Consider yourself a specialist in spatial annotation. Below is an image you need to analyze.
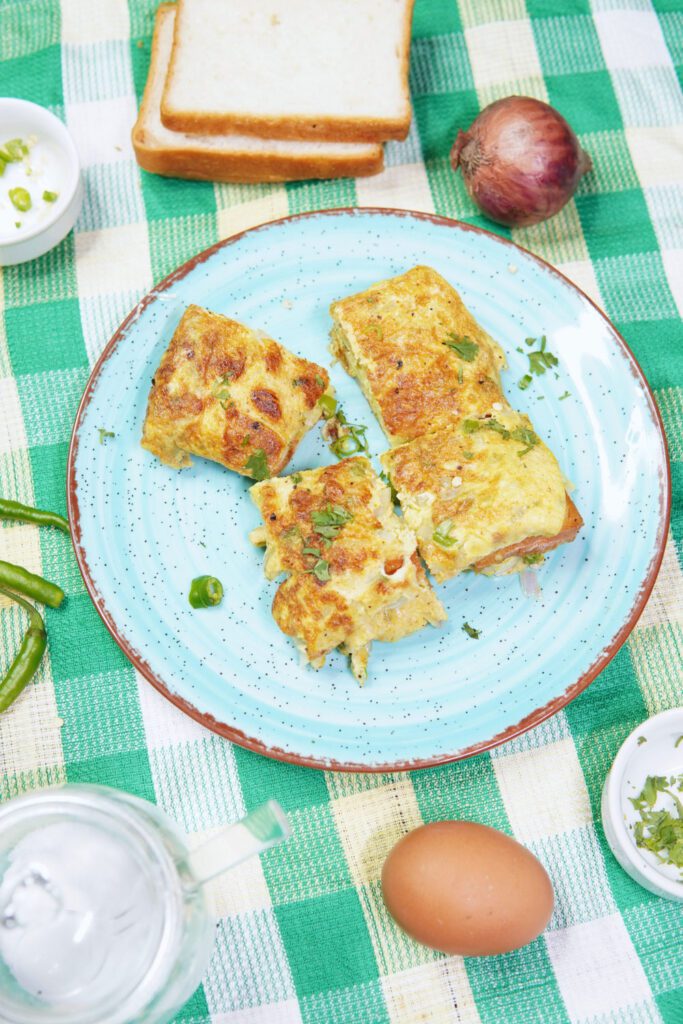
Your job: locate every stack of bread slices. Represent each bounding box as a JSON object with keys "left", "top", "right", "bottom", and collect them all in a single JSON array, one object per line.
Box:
[{"left": 132, "top": 0, "right": 415, "bottom": 184}]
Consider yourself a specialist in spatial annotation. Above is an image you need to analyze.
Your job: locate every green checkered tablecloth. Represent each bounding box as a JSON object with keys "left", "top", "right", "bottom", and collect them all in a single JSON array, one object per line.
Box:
[{"left": 1, "top": 0, "right": 682, "bottom": 1021}]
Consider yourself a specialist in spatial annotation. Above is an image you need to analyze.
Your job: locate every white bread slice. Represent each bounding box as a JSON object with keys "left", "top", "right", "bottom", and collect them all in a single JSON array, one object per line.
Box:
[
  {"left": 133, "top": 6, "right": 384, "bottom": 183},
  {"left": 160, "top": 0, "right": 415, "bottom": 143}
]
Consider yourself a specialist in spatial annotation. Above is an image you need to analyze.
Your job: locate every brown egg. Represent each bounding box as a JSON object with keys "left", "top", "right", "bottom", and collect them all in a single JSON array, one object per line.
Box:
[{"left": 381, "top": 821, "right": 554, "bottom": 956}]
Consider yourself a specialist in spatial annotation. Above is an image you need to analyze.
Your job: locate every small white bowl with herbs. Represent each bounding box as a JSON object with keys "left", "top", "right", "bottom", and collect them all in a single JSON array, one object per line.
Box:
[
  {"left": 0, "top": 98, "right": 82, "bottom": 266},
  {"left": 602, "top": 708, "right": 683, "bottom": 902}
]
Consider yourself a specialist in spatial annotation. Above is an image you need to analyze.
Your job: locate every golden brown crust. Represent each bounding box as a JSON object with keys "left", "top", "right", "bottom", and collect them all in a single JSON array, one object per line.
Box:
[
  {"left": 473, "top": 495, "right": 584, "bottom": 570},
  {"left": 141, "top": 305, "right": 329, "bottom": 478},
  {"left": 132, "top": 5, "right": 385, "bottom": 182},
  {"left": 330, "top": 266, "right": 509, "bottom": 446},
  {"left": 160, "top": 0, "right": 415, "bottom": 143},
  {"left": 250, "top": 458, "right": 445, "bottom": 677}
]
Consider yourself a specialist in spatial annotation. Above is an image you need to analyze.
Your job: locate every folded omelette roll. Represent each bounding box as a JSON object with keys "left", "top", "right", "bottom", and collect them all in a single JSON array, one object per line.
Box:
[
  {"left": 249, "top": 457, "right": 446, "bottom": 683},
  {"left": 141, "top": 305, "right": 331, "bottom": 478},
  {"left": 329, "top": 265, "right": 508, "bottom": 446},
  {"left": 381, "top": 409, "right": 583, "bottom": 584}
]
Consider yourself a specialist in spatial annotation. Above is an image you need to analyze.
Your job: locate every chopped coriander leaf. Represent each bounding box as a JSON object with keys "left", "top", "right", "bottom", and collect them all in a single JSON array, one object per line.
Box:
[
  {"left": 302, "top": 545, "right": 321, "bottom": 557},
  {"left": 306, "top": 558, "right": 331, "bottom": 582},
  {"left": 462, "top": 451, "right": 474, "bottom": 460},
  {"left": 518, "top": 374, "right": 533, "bottom": 391},
  {"left": 97, "top": 428, "right": 115, "bottom": 444},
  {"left": 282, "top": 525, "right": 301, "bottom": 540},
  {"left": 443, "top": 334, "right": 478, "bottom": 361},
  {"left": 462, "top": 419, "right": 483, "bottom": 435},
  {"left": 318, "top": 394, "right": 337, "bottom": 419},
  {"left": 637, "top": 736, "right": 647, "bottom": 745},
  {"left": 522, "top": 553, "right": 544, "bottom": 565},
  {"left": 511, "top": 426, "right": 539, "bottom": 457},
  {"left": 462, "top": 622, "right": 480, "bottom": 639},
  {"left": 212, "top": 375, "right": 234, "bottom": 408},
  {"left": 516, "top": 346, "right": 524, "bottom": 354},
  {"left": 314, "top": 374, "right": 325, "bottom": 388},
  {"left": 244, "top": 448, "right": 269, "bottom": 480},
  {"left": 559, "top": 391, "right": 571, "bottom": 401},
  {"left": 9, "top": 187, "right": 31, "bottom": 212},
  {"left": 42, "top": 190, "right": 58, "bottom": 202},
  {"left": 14, "top": 221, "right": 20, "bottom": 228},
  {"left": 241, "top": 435, "right": 251, "bottom": 447},
  {"left": 629, "top": 773, "right": 683, "bottom": 873},
  {"left": 290, "top": 472, "right": 302, "bottom": 486},
  {"left": 433, "top": 519, "right": 457, "bottom": 548},
  {"left": 311, "top": 504, "right": 353, "bottom": 540}
]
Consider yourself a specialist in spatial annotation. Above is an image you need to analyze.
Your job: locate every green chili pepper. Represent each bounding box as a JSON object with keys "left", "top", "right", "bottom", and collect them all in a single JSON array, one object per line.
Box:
[
  {"left": 0, "top": 561, "right": 65, "bottom": 609},
  {"left": 9, "top": 187, "right": 31, "bottom": 212},
  {"left": 0, "top": 586, "right": 47, "bottom": 714},
  {"left": 189, "top": 575, "right": 223, "bottom": 608},
  {"left": 0, "top": 498, "right": 70, "bottom": 534}
]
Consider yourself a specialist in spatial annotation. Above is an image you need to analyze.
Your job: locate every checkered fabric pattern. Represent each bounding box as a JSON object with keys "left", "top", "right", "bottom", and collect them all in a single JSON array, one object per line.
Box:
[{"left": 1, "top": 0, "right": 682, "bottom": 1021}]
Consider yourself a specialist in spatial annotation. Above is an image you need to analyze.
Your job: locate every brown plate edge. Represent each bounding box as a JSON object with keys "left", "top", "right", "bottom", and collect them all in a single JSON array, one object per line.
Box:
[{"left": 66, "top": 206, "right": 672, "bottom": 773}]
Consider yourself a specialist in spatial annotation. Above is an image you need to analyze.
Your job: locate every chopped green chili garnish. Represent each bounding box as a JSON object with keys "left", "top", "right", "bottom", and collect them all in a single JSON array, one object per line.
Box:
[
  {"left": 379, "top": 471, "right": 398, "bottom": 504},
  {"left": 559, "top": 391, "right": 571, "bottom": 401},
  {"left": 318, "top": 394, "right": 337, "bottom": 419},
  {"left": 290, "top": 472, "right": 303, "bottom": 486},
  {"left": 188, "top": 575, "right": 223, "bottom": 608},
  {"left": 518, "top": 374, "right": 533, "bottom": 391},
  {"left": 462, "top": 451, "right": 474, "bottom": 460},
  {"left": 675, "top": 735, "right": 683, "bottom": 749},
  {"left": 522, "top": 553, "right": 544, "bottom": 565},
  {"left": 244, "top": 448, "right": 269, "bottom": 480},
  {"left": 637, "top": 736, "right": 647, "bottom": 745},
  {"left": 443, "top": 334, "right": 478, "bottom": 362},
  {"left": 0, "top": 138, "right": 29, "bottom": 163},
  {"left": 42, "top": 190, "right": 58, "bottom": 203},
  {"left": 433, "top": 519, "right": 457, "bottom": 548},
  {"left": 98, "top": 428, "right": 115, "bottom": 444},
  {"left": 462, "top": 622, "right": 480, "bottom": 639},
  {"left": 9, "top": 187, "right": 31, "bottom": 212}
]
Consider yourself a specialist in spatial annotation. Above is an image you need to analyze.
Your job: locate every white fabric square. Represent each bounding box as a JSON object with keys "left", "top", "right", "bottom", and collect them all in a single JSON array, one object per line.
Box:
[
  {"left": 188, "top": 828, "right": 272, "bottom": 919},
  {"left": 637, "top": 532, "right": 683, "bottom": 629},
  {"left": 210, "top": 1001, "right": 304, "bottom": 1024},
  {"left": 135, "top": 670, "right": 210, "bottom": 749},
  {"left": 0, "top": 379, "right": 27, "bottom": 456},
  {"left": 545, "top": 914, "right": 654, "bottom": 1022},
  {"left": 356, "top": 161, "right": 435, "bottom": 213},
  {"left": 66, "top": 96, "right": 137, "bottom": 168},
  {"left": 661, "top": 248, "right": 683, "bottom": 318},
  {"left": 216, "top": 190, "right": 289, "bottom": 241},
  {"left": 557, "top": 260, "right": 604, "bottom": 308},
  {"left": 381, "top": 960, "right": 479, "bottom": 1024},
  {"left": 75, "top": 223, "right": 151, "bottom": 300},
  {"left": 79, "top": 289, "right": 143, "bottom": 366},
  {"left": 493, "top": 737, "right": 592, "bottom": 843},
  {"left": 0, "top": 643, "right": 62, "bottom": 776},
  {"left": 627, "top": 127, "right": 683, "bottom": 188},
  {"left": 60, "top": 0, "right": 130, "bottom": 45},
  {"left": 466, "top": 20, "right": 543, "bottom": 88},
  {"left": 594, "top": 10, "right": 672, "bottom": 70},
  {"left": 530, "top": 825, "right": 616, "bottom": 931}
]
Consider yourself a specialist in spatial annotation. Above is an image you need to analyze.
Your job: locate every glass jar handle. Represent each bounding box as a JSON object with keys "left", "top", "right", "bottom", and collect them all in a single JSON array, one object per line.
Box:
[{"left": 188, "top": 801, "right": 290, "bottom": 886}]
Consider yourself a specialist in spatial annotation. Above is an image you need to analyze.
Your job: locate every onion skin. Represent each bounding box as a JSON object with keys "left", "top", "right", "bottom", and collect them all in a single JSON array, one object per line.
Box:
[{"left": 450, "top": 96, "right": 592, "bottom": 227}]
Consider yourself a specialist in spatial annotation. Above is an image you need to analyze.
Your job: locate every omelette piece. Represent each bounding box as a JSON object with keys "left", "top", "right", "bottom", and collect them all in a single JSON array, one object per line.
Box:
[
  {"left": 249, "top": 457, "right": 446, "bottom": 683},
  {"left": 329, "top": 265, "right": 508, "bottom": 446},
  {"left": 141, "top": 304, "right": 331, "bottom": 478},
  {"left": 381, "top": 408, "right": 583, "bottom": 584}
]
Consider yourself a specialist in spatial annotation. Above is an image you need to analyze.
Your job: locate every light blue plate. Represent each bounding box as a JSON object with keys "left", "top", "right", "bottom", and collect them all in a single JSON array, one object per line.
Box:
[{"left": 68, "top": 210, "right": 669, "bottom": 771}]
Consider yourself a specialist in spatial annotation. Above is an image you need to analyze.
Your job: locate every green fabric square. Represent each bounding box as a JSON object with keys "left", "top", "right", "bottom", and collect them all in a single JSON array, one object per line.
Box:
[
  {"left": 174, "top": 985, "right": 209, "bottom": 1023},
  {"left": 414, "top": 91, "right": 479, "bottom": 161},
  {"left": 140, "top": 173, "right": 217, "bottom": 223},
  {"left": 659, "top": 13, "right": 683, "bottom": 69},
  {"left": 58, "top": 667, "right": 146, "bottom": 763},
  {"left": 624, "top": 901, "right": 683, "bottom": 998},
  {"left": 67, "top": 749, "right": 156, "bottom": 802},
  {"left": 424, "top": 155, "right": 480, "bottom": 219},
  {"left": 526, "top": 0, "right": 591, "bottom": 14},
  {"left": 595, "top": 252, "right": 678, "bottom": 323},
  {"left": 276, "top": 890, "right": 378, "bottom": 997},
  {"left": 27, "top": 440, "right": 69, "bottom": 520},
  {"left": 261, "top": 804, "right": 352, "bottom": 906},
  {"left": 575, "top": 130, "right": 640, "bottom": 195},
  {"left": 0, "top": 0, "right": 60, "bottom": 61},
  {"left": 130, "top": 35, "right": 153, "bottom": 101},
  {"left": 412, "top": 0, "right": 462, "bottom": 37},
  {"left": 412, "top": 753, "right": 510, "bottom": 833},
  {"left": 617, "top": 319, "right": 683, "bottom": 390},
  {"left": 466, "top": 940, "right": 570, "bottom": 1024},
  {"left": 3, "top": 233, "right": 78, "bottom": 308},
  {"left": 410, "top": 33, "right": 473, "bottom": 95},
  {"left": 1, "top": 44, "right": 62, "bottom": 105},
  {"left": 533, "top": 16, "right": 604, "bottom": 76},
  {"left": 657, "top": 991, "right": 683, "bottom": 1024},
  {"left": 127, "top": 0, "right": 159, "bottom": 42},
  {"left": 46, "top": 592, "right": 131, "bottom": 682},
  {"left": 576, "top": 190, "right": 659, "bottom": 260},
  {"left": 233, "top": 744, "right": 330, "bottom": 811},
  {"left": 286, "top": 178, "right": 357, "bottom": 215},
  {"left": 300, "top": 980, "right": 390, "bottom": 1024},
  {"left": 5, "top": 299, "right": 86, "bottom": 377},
  {"left": 148, "top": 215, "right": 218, "bottom": 284},
  {"left": 545, "top": 70, "right": 624, "bottom": 133}
]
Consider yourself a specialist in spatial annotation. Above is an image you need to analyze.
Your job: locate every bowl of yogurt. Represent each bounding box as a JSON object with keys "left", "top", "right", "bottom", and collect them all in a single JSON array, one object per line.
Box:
[{"left": 0, "top": 98, "right": 82, "bottom": 266}]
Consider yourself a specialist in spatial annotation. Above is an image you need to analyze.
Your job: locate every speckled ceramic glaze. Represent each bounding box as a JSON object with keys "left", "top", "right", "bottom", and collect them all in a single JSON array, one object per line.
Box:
[{"left": 68, "top": 210, "right": 669, "bottom": 771}]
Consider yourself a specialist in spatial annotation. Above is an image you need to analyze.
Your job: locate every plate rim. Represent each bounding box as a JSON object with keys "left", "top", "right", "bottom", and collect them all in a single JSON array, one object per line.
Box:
[{"left": 66, "top": 207, "right": 671, "bottom": 773}]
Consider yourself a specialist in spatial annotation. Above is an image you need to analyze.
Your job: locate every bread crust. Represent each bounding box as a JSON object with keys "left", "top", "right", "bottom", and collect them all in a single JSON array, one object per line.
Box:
[
  {"left": 132, "top": 5, "right": 385, "bottom": 181},
  {"left": 159, "top": 0, "right": 415, "bottom": 143}
]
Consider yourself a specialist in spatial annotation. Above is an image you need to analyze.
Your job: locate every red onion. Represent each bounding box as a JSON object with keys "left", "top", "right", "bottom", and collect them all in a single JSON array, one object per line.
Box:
[{"left": 450, "top": 96, "right": 592, "bottom": 227}]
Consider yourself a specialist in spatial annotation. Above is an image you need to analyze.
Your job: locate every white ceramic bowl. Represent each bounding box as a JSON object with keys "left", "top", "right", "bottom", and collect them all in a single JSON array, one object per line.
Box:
[
  {"left": 0, "top": 98, "right": 82, "bottom": 266},
  {"left": 602, "top": 707, "right": 683, "bottom": 902}
]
